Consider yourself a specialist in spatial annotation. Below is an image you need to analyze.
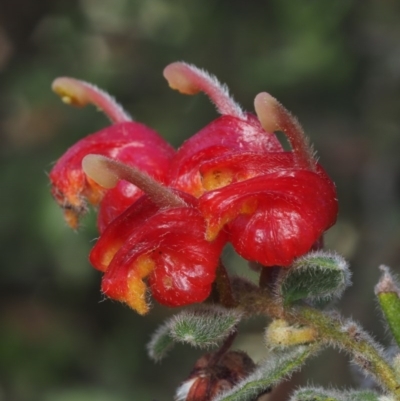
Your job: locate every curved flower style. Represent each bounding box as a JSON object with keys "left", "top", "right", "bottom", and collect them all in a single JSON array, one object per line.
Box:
[
  {"left": 164, "top": 63, "right": 337, "bottom": 267},
  {"left": 164, "top": 62, "right": 283, "bottom": 197},
  {"left": 49, "top": 78, "right": 175, "bottom": 231},
  {"left": 82, "top": 155, "right": 227, "bottom": 314}
]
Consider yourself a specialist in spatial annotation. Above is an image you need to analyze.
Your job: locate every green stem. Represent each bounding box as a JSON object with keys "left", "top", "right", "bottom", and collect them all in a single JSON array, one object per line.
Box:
[
  {"left": 234, "top": 288, "right": 400, "bottom": 399},
  {"left": 294, "top": 307, "right": 400, "bottom": 400}
]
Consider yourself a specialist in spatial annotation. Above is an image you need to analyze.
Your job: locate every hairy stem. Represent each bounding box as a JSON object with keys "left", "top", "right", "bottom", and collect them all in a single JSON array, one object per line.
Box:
[
  {"left": 294, "top": 307, "right": 400, "bottom": 399},
  {"left": 235, "top": 288, "right": 400, "bottom": 399},
  {"left": 215, "top": 261, "right": 237, "bottom": 308}
]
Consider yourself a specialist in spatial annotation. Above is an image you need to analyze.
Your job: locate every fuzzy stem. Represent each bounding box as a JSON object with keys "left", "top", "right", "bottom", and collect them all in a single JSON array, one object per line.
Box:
[
  {"left": 293, "top": 307, "right": 400, "bottom": 399},
  {"left": 254, "top": 92, "right": 315, "bottom": 171},
  {"left": 207, "top": 330, "right": 238, "bottom": 367},
  {"left": 234, "top": 288, "right": 400, "bottom": 399},
  {"left": 215, "top": 261, "right": 237, "bottom": 308},
  {"left": 82, "top": 155, "right": 187, "bottom": 209},
  {"left": 163, "top": 62, "right": 245, "bottom": 119},
  {"left": 259, "top": 265, "right": 282, "bottom": 292}
]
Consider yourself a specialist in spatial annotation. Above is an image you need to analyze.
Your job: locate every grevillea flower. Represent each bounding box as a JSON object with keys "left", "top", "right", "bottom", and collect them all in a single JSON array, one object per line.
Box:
[
  {"left": 164, "top": 62, "right": 338, "bottom": 267},
  {"left": 82, "top": 155, "right": 227, "bottom": 314},
  {"left": 49, "top": 78, "right": 174, "bottom": 231},
  {"left": 49, "top": 63, "right": 338, "bottom": 313}
]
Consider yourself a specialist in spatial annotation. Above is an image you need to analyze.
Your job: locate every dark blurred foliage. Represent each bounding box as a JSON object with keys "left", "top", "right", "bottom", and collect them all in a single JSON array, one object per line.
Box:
[{"left": 0, "top": 1, "right": 400, "bottom": 400}]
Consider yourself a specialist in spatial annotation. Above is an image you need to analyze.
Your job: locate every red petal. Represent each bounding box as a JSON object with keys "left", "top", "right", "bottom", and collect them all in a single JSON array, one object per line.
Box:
[
  {"left": 89, "top": 195, "right": 159, "bottom": 272},
  {"left": 199, "top": 152, "right": 297, "bottom": 191},
  {"left": 199, "top": 167, "right": 337, "bottom": 267},
  {"left": 49, "top": 121, "right": 174, "bottom": 229},
  {"left": 168, "top": 113, "right": 282, "bottom": 196},
  {"left": 97, "top": 204, "right": 227, "bottom": 310}
]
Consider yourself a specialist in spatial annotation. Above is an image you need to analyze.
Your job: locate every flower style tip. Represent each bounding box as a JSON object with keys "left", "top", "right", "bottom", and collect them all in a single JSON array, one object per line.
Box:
[
  {"left": 254, "top": 92, "right": 315, "bottom": 171},
  {"left": 52, "top": 77, "right": 131, "bottom": 123},
  {"left": 163, "top": 62, "right": 245, "bottom": 119},
  {"left": 82, "top": 154, "right": 120, "bottom": 189}
]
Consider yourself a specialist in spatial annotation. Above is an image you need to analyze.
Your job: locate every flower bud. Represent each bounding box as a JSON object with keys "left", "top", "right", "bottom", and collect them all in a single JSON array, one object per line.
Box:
[{"left": 175, "top": 351, "right": 256, "bottom": 401}]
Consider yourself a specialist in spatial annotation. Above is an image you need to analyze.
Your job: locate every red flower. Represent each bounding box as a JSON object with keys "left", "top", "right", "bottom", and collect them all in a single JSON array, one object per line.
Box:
[
  {"left": 82, "top": 155, "right": 227, "bottom": 314},
  {"left": 49, "top": 78, "right": 174, "bottom": 231},
  {"left": 199, "top": 156, "right": 337, "bottom": 266},
  {"left": 163, "top": 63, "right": 338, "bottom": 267},
  {"left": 49, "top": 64, "right": 338, "bottom": 312}
]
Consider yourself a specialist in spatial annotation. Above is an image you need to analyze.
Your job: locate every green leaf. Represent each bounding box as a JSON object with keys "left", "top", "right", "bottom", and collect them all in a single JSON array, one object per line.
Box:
[
  {"left": 291, "top": 387, "right": 382, "bottom": 401},
  {"left": 212, "top": 343, "right": 322, "bottom": 401},
  {"left": 169, "top": 306, "right": 242, "bottom": 348},
  {"left": 375, "top": 265, "right": 400, "bottom": 348},
  {"left": 147, "top": 320, "right": 175, "bottom": 362},
  {"left": 279, "top": 251, "right": 351, "bottom": 306},
  {"left": 147, "top": 306, "right": 243, "bottom": 361}
]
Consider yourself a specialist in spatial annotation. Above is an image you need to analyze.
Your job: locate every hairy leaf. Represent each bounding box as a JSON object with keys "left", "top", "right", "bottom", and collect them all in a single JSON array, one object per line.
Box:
[{"left": 212, "top": 344, "right": 321, "bottom": 401}]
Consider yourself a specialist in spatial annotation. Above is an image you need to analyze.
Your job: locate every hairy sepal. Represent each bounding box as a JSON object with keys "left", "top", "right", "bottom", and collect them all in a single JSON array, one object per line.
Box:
[{"left": 278, "top": 251, "right": 351, "bottom": 306}]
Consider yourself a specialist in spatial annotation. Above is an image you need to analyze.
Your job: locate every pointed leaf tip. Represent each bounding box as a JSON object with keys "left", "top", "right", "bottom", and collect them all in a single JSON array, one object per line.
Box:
[
  {"left": 147, "top": 320, "right": 175, "bottom": 362},
  {"left": 375, "top": 265, "right": 400, "bottom": 347},
  {"left": 375, "top": 265, "right": 400, "bottom": 295}
]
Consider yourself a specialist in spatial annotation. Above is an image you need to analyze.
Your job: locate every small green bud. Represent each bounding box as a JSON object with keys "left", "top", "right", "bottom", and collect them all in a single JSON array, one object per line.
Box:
[{"left": 279, "top": 251, "right": 351, "bottom": 306}]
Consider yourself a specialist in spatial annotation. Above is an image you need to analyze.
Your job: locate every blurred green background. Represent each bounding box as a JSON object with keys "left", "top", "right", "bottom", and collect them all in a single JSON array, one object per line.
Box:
[{"left": 1, "top": 1, "right": 400, "bottom": 400}]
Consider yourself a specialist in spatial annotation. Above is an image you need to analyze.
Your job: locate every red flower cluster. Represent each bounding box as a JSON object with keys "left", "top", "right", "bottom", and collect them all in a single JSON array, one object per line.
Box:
[{"left": 49, "top": 62, "right": 338, "bottom": 314}]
